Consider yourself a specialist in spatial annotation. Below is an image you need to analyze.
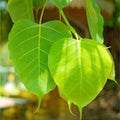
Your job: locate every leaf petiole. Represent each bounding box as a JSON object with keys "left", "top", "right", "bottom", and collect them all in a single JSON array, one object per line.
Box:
[
  {"left": 61, "top": 10, "right": 81, "bottom": 40},
  {"left": 39, "top": 0, "right": 49, "bottom": 24},
  {"left": 59, "top": 10, "right": 62, "bottom": 21}
]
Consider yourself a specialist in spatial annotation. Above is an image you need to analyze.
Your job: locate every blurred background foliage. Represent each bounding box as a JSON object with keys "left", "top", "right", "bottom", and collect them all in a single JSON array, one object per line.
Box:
[{"left": 105, "top": 0, "right": 120, "bottom": 26}]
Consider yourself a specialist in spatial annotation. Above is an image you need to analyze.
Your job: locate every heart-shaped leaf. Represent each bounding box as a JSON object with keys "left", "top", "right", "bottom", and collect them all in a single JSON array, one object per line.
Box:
[
  {"left": 8, "top": 0, "right": 34, "bottom": 23},
  {"left": 51, "top": 0, "right": 72, "bottom": 10},
  {"left": 86, "top": 0, "right": 104, "bottom": 44},
  {"left": 48, "top": 38, "right": 114, "bottom": 118},
  {"left": 32, "top": 0, "right": 46, "bottom": 11},
  {"left": 9, "top": 20, "right": 72, "bottom": 105}
]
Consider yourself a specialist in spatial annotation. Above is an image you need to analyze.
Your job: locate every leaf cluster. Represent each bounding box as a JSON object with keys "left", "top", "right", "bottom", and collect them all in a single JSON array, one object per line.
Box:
[{"left": 8, "top": 0, "right": 117, "bottom": 119}]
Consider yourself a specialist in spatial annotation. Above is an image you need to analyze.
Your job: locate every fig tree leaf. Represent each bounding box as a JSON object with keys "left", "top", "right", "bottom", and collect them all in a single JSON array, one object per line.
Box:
[
  {"left": 8, "top": 20, "right": 72, "bottom": 106},
  {"left": 8, "top": 0, "right": 34, "bottom": 23},
  {"left": 58, "top": 88, "right": 74, "bottom": 115},
  {"left": 32, "top": 0, "right": 46, "bottom": 11},
  {"left": 86, "top": 0, "right": 104, "bottom": 44},
  {"left": 51, "top": 0, "right": 72, "bottom": 10},
  {"left": 48, "top": 38, "right": 114, "bottom": 119},
  {"left": 109, "top": 65, "right": 115, "bottom": 80},
  {"left": 108, "top": 66, "right": 119, "bottom": 86}
]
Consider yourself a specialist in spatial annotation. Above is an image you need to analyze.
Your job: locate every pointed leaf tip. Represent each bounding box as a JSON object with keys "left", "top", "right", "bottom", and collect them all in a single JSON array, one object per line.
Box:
[
  {"left": 34, "top": 93, "right": 43, "bottom": 113},
  {"left": 79, "top": 106, "right": 83, "bottom": 120},
  {"left": 68, "top": 101, "right": 75, "bottom": 116},
  {"left": 58, "top": 88, "right": 75, "bottom": 115}
]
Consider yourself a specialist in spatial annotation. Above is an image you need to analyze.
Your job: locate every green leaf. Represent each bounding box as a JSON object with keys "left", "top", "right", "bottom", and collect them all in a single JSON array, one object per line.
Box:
[
  {"left": 109, "top": 65, "right": 115, "bottom": 80},
  {"left": 58, "top": 88, "right": 74, "bottom": 115},
  {"left": 51, "top": 0, "right": 72, "bottom": 10},
  {"left": 9, "top": 20, "right": 72, "bottom": 105},
  {"left": 48, "top": 38, "right": 114, "bottom": 118},
  {"left": 86, "top": 0, "right": 104, "bottom": 44},
  {"left": 8, "top": 0, "right": 34, "bottom": 23},
  {"left": 32, "top": 0, "right": 46, "bottom": 11},
  {"left": 108, "top": 66, "right": 119, "bottom": 86}
]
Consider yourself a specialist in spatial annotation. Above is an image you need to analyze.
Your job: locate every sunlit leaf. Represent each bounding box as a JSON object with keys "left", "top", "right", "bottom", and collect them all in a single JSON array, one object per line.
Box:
[
  {"left": 9, "top": 20, "right": 72, "bottom": 104},
  {"left": 8, "top": 0, "right": 34, "bottom": 23},
  {"left": 48, "top": 38, "right": 114, "bottom": 118},
  {"left": 86, "top": 0, "right": 104, "bottom": 44},
  {"left": 51, "top": 0, "right": 72, "bottom": 10}
]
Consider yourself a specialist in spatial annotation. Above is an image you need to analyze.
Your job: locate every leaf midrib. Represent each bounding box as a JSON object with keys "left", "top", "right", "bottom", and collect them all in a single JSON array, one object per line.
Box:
[{"left": 38, "top": 24, "right": 41, "bottom": 82}]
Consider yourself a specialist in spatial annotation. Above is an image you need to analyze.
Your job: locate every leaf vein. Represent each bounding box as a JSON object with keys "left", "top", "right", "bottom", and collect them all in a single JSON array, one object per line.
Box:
[{"left": 18, "top": 47, "right": 38, "bottom": 61}]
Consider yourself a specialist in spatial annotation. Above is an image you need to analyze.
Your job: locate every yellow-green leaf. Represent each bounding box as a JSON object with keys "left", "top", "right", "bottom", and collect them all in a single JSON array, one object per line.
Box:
[{"left": 48, "top": 38, "right": 114, "bottom": 119}]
